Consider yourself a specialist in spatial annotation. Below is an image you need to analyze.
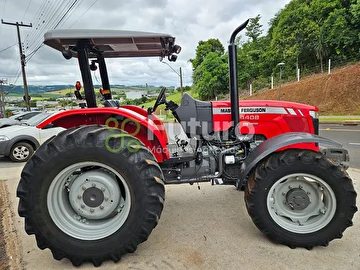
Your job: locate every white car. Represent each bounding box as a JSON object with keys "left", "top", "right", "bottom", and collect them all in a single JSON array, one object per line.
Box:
[
  {"left": 0, "top": 111, "right": 42, "bottom": 128},
  {"left": 0, "top": 112, "right": 65, "bottom": 162}
]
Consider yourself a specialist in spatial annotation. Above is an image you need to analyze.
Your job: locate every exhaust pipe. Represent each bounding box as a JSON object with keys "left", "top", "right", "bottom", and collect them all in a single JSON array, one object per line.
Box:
[{"left": 228, "top": 19, "right": 249, "bottom": 128}]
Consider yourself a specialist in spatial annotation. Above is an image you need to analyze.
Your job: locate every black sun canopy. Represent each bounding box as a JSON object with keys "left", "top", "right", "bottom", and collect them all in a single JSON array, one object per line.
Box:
[{"left": 44, "top": 29, "right": 180, "bottom": 59}]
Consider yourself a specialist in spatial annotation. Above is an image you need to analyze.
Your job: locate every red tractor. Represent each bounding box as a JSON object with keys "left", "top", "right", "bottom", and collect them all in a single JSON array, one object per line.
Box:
[{"left": 17, "top": 20, "right": 356, "bottom": 266}]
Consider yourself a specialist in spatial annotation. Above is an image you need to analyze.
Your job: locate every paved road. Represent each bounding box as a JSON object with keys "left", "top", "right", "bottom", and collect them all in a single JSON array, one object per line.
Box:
[
  {"left": 0, "top": 160, "right": 359, "bottom": 270},
  {"left": 320, "top": 124, "right": 360, "bottom": 169}
]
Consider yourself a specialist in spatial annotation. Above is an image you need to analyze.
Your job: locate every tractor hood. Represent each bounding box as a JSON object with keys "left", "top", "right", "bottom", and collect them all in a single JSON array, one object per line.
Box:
[
  {"left": 174, "top": 93, "right": 319, "bottom": 137},
  {"left": 211, "top": 99, "right": 319, "bottom": 134},
  {"left": 212, "top": 100, "right": 319, "bottom": 113}
]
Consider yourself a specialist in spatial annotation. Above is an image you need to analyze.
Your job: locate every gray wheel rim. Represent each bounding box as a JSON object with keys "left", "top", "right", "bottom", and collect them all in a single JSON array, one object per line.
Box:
[
  {"left": 267, "top": 173, "right": 336, "bottom": 234},
  {"left": 47, "top": 162, "right": 131, "bottom": 240},
  {"left": 12, "top": 145, "right": 30, "bottom": 161}
]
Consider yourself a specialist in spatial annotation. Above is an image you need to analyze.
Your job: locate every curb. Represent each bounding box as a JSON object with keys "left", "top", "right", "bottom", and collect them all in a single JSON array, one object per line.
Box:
[
  {"left": 343, "top": 120, "right": 360, "bottom": 126},
  {"left": 349, "top": 167, "right": 360, "bottom": 173},
  {"left": 319, "top": 121, "right": 343, "bottom": 125},
  {"left": 320, "top": 121, "right": 360, "bottom": 126}
]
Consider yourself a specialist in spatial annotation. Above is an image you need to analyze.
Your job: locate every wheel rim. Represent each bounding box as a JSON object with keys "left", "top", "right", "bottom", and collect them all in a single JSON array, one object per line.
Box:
[
  {"left": 267, "top": 173, "right": 336, "bottom": 234},
  {"left": 12, "top": 145, "right": 30, "bottom": 160},
  {"left": 47, "top": 162, "right": 131, "bottom": 240}
]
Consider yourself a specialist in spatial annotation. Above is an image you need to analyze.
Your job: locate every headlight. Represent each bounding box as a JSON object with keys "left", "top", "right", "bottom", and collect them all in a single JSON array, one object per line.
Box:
[
  {"left": 309, "top": 111, "right": 318, "bottom": 119},
  {"left": 0, "top": 135, "right": 10, "bottom": 141}
]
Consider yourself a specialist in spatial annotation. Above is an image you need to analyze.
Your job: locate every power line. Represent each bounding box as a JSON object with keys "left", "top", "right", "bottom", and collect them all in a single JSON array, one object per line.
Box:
[
  {"left": 26, "top": 44, "right": 44, "bottom": 63},
  {"left": 53, "top": 0, "right": 81, "bottom": 29},
  {"left": 25, "top": 0, "right": 68, "bottom": 55},
  {"left": 0, "top": 0, "right": 6, "bottom": 19},
  {"left": 25, "top": 0, "right": 75, "bottom": 53},
  {"left": 0, "top": 43, "right": 16, "bottom": 54},
  {"left": 22, "top": 0, "right": 33, "bottom": 21},
  {"left": 69, "top": 0, "right": 99, "bottom": 28},
  {"left": 0, "top": 0, "right": 7, "bottom": 37},
  {"left": 26, "top": 0, "right": 85, "bottom": 63},
  {"left": 25, "top": 0, "right": 65, "bottom": 52},
  {"left": 11, "top": 67, "right": 22, "bottom": 85},
  {"left": 24, "top": 0, "right": 49, "bottom": 42},
  {"left": 24, "top": 0, "right": 66, "bottom": 52},
  {"left": 60, "top": 0, "right": 86, "bottom": 28}
]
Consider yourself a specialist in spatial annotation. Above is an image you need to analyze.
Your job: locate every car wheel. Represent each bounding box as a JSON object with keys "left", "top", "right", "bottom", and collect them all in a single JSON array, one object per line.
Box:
[{"left": 10, "top": 142, "right": 34, "bottom": 162}]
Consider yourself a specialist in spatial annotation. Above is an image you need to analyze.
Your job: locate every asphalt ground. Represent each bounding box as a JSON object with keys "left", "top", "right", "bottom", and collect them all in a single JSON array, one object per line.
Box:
[
  {"left": 0, "top": 161, "right": 359, "bottom": 270},
  {"left": 0, "top": 122, "right": 359, "bottom": 269},
  {"left": 319, "top": 124, "right": 360, "bottom": 169}
]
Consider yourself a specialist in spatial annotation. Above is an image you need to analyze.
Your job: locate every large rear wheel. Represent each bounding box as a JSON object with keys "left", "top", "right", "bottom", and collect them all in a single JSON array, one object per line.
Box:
[
  {"left": 245, "top": 149, "right": 357, "bottom": 249},
  {"left": 17, "top": 125, "right": 165, "bottom": 266}
]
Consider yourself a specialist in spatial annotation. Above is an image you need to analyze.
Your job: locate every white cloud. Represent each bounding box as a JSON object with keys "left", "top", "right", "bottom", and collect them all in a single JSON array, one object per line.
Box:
[{"left": 0, "top": 0, "right": 290, "bottom": 87}]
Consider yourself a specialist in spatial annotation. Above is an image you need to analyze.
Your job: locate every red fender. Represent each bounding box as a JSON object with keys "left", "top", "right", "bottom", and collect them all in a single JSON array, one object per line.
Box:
[
  {"left": 37, "top": 107, "right": 170, "bottom": 162},
  {"left": 120, "top": 105, "right": 168, "bottom": 142}
]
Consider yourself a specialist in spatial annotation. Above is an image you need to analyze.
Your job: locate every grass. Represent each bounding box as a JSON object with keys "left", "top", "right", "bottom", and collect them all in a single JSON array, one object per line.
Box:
[
  {"left": 140, "top": 90, "right": 198, "bottom": 109},
  {"left": 49, "top": 88, "right": 71, "bottom": 95},
  {"left": 7, "top": 90, "right": 68, "bottom": 99},
  {"left": 45, "top": 87, "right": 142, "bottom": 96},
  {"left": 319, "top": 116, "right": 360, "bottom": 123},
  {"left": 138, "top": 91, "right": 199, "bottom": 122}
]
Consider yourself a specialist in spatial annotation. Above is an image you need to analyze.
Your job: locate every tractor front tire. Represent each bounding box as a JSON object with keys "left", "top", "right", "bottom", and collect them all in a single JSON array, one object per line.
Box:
[
  {"left": 17, "top": 125, "right": 165, "bottom": 266},
  {"left": 245, "top": 149, "right": 357, "bottom": 249}
]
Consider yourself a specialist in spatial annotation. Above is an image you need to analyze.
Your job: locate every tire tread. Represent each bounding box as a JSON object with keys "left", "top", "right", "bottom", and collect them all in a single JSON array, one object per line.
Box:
[
  {"left": 245, "top": 149, "right": 357, "bottom": 248},
  {"left": 17, "top": 125, "right": 165, "bottom": 266}
]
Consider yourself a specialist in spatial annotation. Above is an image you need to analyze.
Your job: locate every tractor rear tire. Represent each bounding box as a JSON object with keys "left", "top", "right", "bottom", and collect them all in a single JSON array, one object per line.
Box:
[
  {"left": 244, "top": 149, "right": 357, "bottom": 249},
  {"left": 17, "top": 125, "right": 165, "bottom": 266}
]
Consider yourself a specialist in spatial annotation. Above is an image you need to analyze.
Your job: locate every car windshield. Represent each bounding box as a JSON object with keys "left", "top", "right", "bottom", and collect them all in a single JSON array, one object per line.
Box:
[
  {"left": 4, "top": 111, "right": 37, "bottom": 120},
  {"left": 23, "top": 112, "right": 53, "bottom": 126},
  {"left": 7, "top": 112, "right": 26, "bottom": 120}
]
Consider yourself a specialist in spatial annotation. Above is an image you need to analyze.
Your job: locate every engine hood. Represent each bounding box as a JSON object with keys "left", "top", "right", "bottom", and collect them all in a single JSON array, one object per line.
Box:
[
  {"left": 0, "top": 125, "right": 34, "bottom": 139},
  {"left": 0, "top": 119, "right": 18, "bottom": 127},
  {"left": 212, "top": 100, "right": 318, "bottom": 112}
]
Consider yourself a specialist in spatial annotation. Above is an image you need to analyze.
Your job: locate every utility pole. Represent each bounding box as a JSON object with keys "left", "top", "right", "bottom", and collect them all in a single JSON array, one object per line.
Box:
[
  {"left": 2, "top": 20, "right": 32, "bottom": 111},
  {"left": 161, "top": 61, "right": 184, "bottom": 97},
  {"left": 0, "top": 79, "right": 7, "bottom": 117},
  {"left": 179, "top": 67, "right": 183, "bottom": 97}
]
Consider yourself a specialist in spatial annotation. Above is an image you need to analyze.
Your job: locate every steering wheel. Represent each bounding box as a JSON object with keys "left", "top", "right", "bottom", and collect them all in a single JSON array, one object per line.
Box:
[{"left": 151, "top": 87, "right": 167, "bottom": 114}]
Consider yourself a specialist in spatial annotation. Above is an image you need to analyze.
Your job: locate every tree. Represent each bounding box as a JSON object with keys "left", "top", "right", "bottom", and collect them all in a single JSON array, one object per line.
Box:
[
  {"left": 176, "top": 85, "right": 191, "bottom": 92},
  {"left": 193, "top": 52, "right": 228, "bottom": 100},
  {"left": 190, "top": 39, "right": 224, "bottom": 70},
  {"left": 190, "top": 0, "right": 360, "bottom": 98},
  {"left": 322, "top": 7, "right": 358, "bottom": 58},
  {"left": 0, "top": 79, "right": 7, "bottom": 117},
  {"left": 313, "top": 25, "right": 329, "bottom": 73},
  {"left": 237, "top": 16, "right": 269, "bottom": 90},
  {"left": 246, "top": 14, "right": 263, "bottom": 42},
  {"left": 0, "top": 89, "right": 6, "bottom": 117},
  {"left": 267, "top": 0, "right": 360, "bottom": 75}
]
